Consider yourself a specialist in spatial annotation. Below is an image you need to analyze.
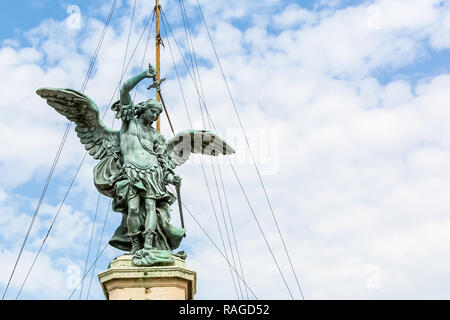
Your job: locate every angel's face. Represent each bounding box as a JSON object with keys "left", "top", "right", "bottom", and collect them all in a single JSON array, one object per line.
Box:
[{"left": 142, "top": 107, "right": 159, "bottom": 124}]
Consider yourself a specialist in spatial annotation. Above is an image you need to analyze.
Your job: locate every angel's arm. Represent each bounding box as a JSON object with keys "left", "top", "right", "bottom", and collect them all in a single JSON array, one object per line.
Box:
[
  {"left": 160, "top": 160, "right": 181, "bottom": 186},
  {"left": 154, "top": 137, "right": 182, "bottom": 186},
  {"left": 113, "top": 64, "right": 156, "bottom": 121},
  {"left": 120, "top": 63, "right": 156, "bottom": 106}
]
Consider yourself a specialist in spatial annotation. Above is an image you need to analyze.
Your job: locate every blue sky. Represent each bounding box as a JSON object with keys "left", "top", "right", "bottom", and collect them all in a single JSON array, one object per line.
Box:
[
  {"left": 3, "top": 0, "right": 449, "bottom": 84},
  {"left": 0, "top": 0, "right": 78, "bottom": 40},
  {"left": 2, "top": 0, "right": 450, "bottom": 300}
]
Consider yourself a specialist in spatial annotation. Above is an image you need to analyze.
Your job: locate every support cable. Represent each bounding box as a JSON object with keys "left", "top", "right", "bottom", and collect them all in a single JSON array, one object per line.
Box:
[
  {"left": 14, "top": 9, "right": 155, "bottom": 299},
  {"left": 15, "top": 152, "right": 88, "bottom": 299},
  {"left": 3, "top": 0, "right": 118, "bottom": 300},
  {"left": 169, "top": 186, "right": 259, "bottom": 299},
  {"left": 179, "top": 0, "right": 206, "bottom": 124},
  {"left": 179, "top": 0, "right": 247, "bottom": 298},
  {"left": 161, "top": 15, "right": 241, "bottom": 299},
  {"left": 178, "top": 0, "right": 198, "bottom": 85},
  {"left": 134, "top": 10, "right": 155, "bottom": 101},
  {"left": 68, "top": 242, "right": 108, "bottom": 300},
  {"left": 79, "top": 193, "right": 100, "bottom": 299},
  {"left": 209, "top": 158, "right": 244, "bottom": 299},
  {"left": 86, "top": 200, "right": 111, "bottom": 299},
  {"left": 120, "top": 0, "right": 137, "bottom": 88},
  {"left": 161, "top": 7, "right": 295, "bottom": 299},
  {"left": 81, "top": 2, "right": 136, "bottom": 298},
  {"left": 175, "top": 3, "right": 239, "bottom": 282},
  {"left": 67, "top": 192, "right": 259, "bottom": 300},
  {"left": 216, "top": 158, "right": 249, "bottom": 299},
  {"left": 195, "top": 0, "right": 304, "bottom": 300}
]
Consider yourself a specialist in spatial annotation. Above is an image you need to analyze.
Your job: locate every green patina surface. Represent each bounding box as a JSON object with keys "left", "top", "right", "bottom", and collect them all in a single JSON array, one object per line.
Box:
[{"left": 37, "top": 63, "right": 235, "bottom": 266}]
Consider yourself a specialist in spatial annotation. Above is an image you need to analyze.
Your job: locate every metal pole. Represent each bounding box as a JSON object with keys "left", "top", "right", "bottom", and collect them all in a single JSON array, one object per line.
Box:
[{"left": 155, "top": 0, "right": 161, "bottom": 132}]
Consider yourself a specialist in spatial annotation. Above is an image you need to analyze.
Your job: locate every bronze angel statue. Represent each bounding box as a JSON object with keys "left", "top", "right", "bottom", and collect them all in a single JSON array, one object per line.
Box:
[{"left": 36, "top": 63, "right": 235, "bottom": 266}]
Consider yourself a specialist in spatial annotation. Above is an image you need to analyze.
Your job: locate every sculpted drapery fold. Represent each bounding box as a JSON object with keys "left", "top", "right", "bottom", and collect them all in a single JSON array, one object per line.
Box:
[{"left": 36, "top": 64, "right": 235, "bottom": 266}]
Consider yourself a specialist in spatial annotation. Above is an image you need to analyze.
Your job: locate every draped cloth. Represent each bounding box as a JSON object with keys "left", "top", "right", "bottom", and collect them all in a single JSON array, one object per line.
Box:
[{"left": 93, "top": 156, "right": 184, "bottom": 252}]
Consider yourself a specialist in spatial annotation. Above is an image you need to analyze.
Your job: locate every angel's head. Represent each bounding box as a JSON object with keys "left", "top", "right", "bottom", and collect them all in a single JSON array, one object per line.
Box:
[{"left": 135, "top": 99, "right": 163, "bottom": 123}]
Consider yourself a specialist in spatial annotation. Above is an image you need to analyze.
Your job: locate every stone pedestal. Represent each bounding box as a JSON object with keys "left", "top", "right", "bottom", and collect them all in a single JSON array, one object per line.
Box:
[{"left": 98, "top": 254, "right": 196, "bottom": 300}]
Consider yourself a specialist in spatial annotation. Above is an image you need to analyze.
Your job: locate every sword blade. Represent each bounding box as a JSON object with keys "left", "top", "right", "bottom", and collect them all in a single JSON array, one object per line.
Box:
[{"left": 176, "top": 185, "right": 185, "bottom": 230}]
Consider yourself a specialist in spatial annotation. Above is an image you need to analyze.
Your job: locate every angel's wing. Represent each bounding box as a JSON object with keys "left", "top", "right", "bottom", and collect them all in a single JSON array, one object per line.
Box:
[
  {"left": 36, "top": 88, "right": 120, "bottom": 161},
  {"left": 166, "top": 129, "right": 235, "bottom": 167}
]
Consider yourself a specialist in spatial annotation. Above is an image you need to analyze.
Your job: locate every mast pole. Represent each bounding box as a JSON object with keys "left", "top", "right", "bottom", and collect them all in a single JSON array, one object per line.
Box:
[{"left": 155, "top": 0, "right": 161, "bottom": 132}]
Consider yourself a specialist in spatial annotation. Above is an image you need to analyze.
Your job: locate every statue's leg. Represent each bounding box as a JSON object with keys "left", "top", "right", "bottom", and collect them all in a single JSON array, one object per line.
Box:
[
  {"left": 143, "top": 198, "right": 157, "bottom": 249},
  {"left": 127, "top": 192, "right": 142, "bottom": 254}
]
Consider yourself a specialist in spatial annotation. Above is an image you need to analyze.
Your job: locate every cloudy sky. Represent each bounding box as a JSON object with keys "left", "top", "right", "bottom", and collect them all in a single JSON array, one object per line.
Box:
[{"left": 1, "top": 0, "right": 450, "bottom": 300}]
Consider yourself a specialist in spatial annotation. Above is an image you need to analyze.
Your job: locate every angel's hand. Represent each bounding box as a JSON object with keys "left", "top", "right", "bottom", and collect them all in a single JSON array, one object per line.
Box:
[
  {"left": 144, "top": 63, "right": 157, "bottom": 79},
  {"left": 172, "top": 174, "right": 182, "bottom": 187},
  {"left": 147, "top": 77, "right": 165, "bottom": 92},
  {"left": 166, "top": 173, "right": 182, "bottom": 187}
]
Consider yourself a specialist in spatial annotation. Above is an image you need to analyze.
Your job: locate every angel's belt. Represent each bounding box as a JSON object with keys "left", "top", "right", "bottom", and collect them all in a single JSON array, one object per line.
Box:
[{"left": 123, "top": 161, "right": 160, "bottom": 173}]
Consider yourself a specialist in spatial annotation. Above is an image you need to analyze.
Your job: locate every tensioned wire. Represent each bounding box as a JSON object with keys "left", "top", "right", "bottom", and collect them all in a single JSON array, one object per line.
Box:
[
  {"left": 133, "top": 7, "right": 154, "bottom": 102},
  {"left": 79, "top": 193, "right": 100, "bottom": 299},
  {"left": 172, "top": 1, "right": 244, "bottom": 299},
  {"left": 18, "top": 3, "right": 247, "bottom": 300},
  {"left": 79, "top": 0, "right": 137, "bottom": 300},
  {"left": 194, "top": 0, "right": 305, "bottom": 300},
  {"left": 160, "top": 6, "right": 296, "bottom": 300},
  {"left": 178, "top": 3, "right": 245, "bottom": 298},
  {"left": 14, "top": 7, "right": 156, "bottom": 299},
  {"left": 165, "top": 2, "right": 306, "bottom": 300},
  {"left": 86, "top": 199, "right": 111, "bottom": 299},
  {"left": 86, "top": 1, "right": 155, "bottom": 301},
  {"left": 6, "top": 0, "right": 291, "bottom": 301},
  {"left": 160, "top": 14, "right": 242, "bottom": 300},
  {"left": 2, "top": 0, "right": 118, "bottom": 300},
  {"left": 170, "top": 186, "right": 260, "bottom": 300},
  {"left": 121, "top": 0, "right": 137, "bottom": 88},
  {"left": 178, "top": 0, "right": 248, "bottom": 299},
  {"left": 149, "top": 8, "right": 244, "bottom": 300},
  {"left": 80, "top": 1, "right": 298, "bottom": 301},
  {"left": 162, "top": 9, "right": 268, "bottom": 300},
  {"left": 58, "top": 6, "right": 254, "bottom": 298},
  {"left": 68, "top": 242, "right": 109, "bottom": 300},
  {"left": 67, "top": 188, "right": 259, "bottom": 300}
]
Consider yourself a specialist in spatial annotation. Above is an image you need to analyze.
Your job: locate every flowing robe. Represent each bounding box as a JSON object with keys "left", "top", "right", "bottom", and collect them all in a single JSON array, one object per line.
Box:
[{"left": 92, "top": 102, "right": 184, "bottom": 252}]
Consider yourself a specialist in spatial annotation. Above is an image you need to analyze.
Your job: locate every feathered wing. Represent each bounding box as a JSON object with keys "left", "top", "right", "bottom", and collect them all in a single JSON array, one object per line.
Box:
[
  {"left": 166, "top": 129, "right": 235, "bottom": 167},
  {"left": 36, "top": 88, "right": 120, "bottom": 161}
]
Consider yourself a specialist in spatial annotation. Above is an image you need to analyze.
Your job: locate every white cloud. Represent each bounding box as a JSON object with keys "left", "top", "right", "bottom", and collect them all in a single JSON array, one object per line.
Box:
[
  {"left": 273, "top": 4, "right": 318, "bottom": 28},
  {"left": 2, "top": 0, "right": 450, "bottom": 300},
  {"left": 0, "top": 248, "right": 70, "bottom": 299}
]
